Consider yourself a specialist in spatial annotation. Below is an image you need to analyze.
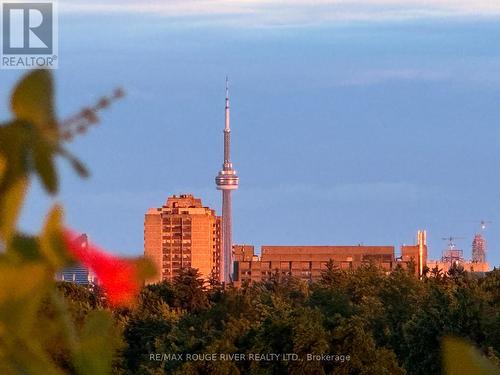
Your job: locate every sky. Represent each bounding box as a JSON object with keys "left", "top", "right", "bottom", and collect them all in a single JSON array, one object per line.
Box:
[{"left": 1, "top": 1, "right": 500, "bottom": 266}]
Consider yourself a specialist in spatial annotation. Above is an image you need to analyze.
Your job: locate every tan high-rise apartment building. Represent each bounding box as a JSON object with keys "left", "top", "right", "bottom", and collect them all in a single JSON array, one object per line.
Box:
[{"left": 144, "top": 194, "right": 222, "bottom": 284}]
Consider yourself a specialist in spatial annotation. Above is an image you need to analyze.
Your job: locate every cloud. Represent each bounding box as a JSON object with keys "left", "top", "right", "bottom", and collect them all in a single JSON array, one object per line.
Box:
[{"left": 57, "top": 0, "right": 500, "bottom": 25}]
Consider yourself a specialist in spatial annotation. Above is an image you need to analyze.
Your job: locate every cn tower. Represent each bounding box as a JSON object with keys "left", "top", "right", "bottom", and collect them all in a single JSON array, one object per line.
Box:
[{"left": 215, "top": 77, "right": 239, "bottom": 283}]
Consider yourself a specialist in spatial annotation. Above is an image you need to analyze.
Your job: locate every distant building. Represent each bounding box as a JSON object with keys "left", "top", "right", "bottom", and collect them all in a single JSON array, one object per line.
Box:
[
  {"left": 233, "top": 245, "right": 259, "bottom": 262},
  {"left": 56, "top": 265, "right": 95, "bottom": 285},
  {"left": 233, "top": 231, "right": 430, "bottom": 285},
  {"left": 472, "top": 234, "right": 487, "bottom": 263},
  {"left": 56, "top": 234, "right": 96, "bottom": 285},
  {"left": 144, "top": 194, "right": 222, "bottom": 283},
  {"left": 427, "top": 233, "right": 489, "bottom": 274},
  {"left": 427, "top": 259, "right": 489, "bottom": 274},
  {"left": 400, "top": 230, "right": 428, "bottom": 277},
  {"left": 234, "top": 244, "right": 396, "bottom": 286}
]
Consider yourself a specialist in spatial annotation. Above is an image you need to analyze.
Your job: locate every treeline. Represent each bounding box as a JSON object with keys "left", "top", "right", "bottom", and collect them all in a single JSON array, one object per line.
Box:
[{"left": 55, "top": 264, "right": 500, "bottom": 375}]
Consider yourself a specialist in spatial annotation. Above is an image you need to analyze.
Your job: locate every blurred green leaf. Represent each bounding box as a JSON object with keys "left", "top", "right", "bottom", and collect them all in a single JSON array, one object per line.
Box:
[
  {"left": 0, "top": 154, "right": 6, "bottom": 181},
  {"left": 443, "top": 337, "right": 500, "bottom": 375},
  {"left": 0, "top": 264, "right": 64, "bottom": 375},
  {"left": 135, "top": 257, "right": 157, "bottom": 282},
  {"left": 0, "top": 121, "right": 31, "bottom": 185},
  {"left": 10, "top": 70, "right": 56, "bottom": 131},
  {"left": 33, "top": 139, "right": 58, "bottom": 194},
  {"left": 0, "top": 263, "right": 51, "bottom": 338},
  {"left": 74, "top": 311, "right": 115, "bottom": 375},
  {"left": 39, "top": 205, "right": 70, "bottom": 269},
  {"left": 0, "top": 178, "right": 28, "bottom": 243},
  {"left": 57, "top": 146, "right": 89, "bottom": 178},
  {"left": 9, "top": 234, "right": 41, "bottom": 262},
  {"left": 0, "top": 339, "right": 66, "bottom": 375}
]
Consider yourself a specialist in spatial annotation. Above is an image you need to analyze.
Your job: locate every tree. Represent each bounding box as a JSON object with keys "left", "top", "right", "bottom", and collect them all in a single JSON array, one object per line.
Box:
[
  {"left": 172, "top": 268, "right": 210, "bottom": 313},
  {"left": 329, "top": 316, "right": 405, "bottom": 375},
  {"left": 122, "top": 288, "right": 180, "bottom": 374}
]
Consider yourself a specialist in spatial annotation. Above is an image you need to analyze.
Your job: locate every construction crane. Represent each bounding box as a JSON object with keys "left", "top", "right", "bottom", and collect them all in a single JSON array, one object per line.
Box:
[
  {"left": 460, "top": 219, "right": 492, "bottom": 231},
  {"left": 441, "top": 236, "right": 465, "bottom": 249},
  {"left": 479, "top": 220, "right": 492, "bottom": 231}
]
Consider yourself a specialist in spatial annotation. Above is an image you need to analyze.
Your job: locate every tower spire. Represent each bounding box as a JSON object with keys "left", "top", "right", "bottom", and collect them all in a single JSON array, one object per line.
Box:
[
  {"left": 216, "top": 77, "right": 239, "bottom": 283},
  {"left": 224, "top": 77, "right": 231, "bottom": 165},
  {"left": 225, "top": 77, "right": 230, "bottom": 131}
]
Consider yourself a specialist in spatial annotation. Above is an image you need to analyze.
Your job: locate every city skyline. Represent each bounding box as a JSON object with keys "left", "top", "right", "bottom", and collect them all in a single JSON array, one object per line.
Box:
[{"left": 1, "top": 12, "right": 499, "bottom": 267}]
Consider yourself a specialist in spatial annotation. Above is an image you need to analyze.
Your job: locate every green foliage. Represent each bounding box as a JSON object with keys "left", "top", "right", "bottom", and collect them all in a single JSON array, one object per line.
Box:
[
  {"left": 443, "top": 337, "right": 500, "bottom": 375},
  {"left": 0, "top": 72, "right": 86, "bottom": 198},
  {"left": 116, "top": 264, "right": 500, "bottom": 374},
  {"left": 0, "top": 70, "right": 123, "bottom": 375},
  {"left": 172, "top": 268, "right": 210, "bottom": 312},
  {"left": 74, "top": 311, "right": 118, "bottom": 375},
  {"left": 11, "top": 70, "right": 56, "bottom": 131}
]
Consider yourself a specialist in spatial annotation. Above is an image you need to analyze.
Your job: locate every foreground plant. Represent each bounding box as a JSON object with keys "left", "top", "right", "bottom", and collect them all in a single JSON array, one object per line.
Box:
[
  {"left": 0, "top": 70, "right": 151, "bottom": 375},
  {"left": 64, "top": 230, "right": 146, "bottom": 308}
]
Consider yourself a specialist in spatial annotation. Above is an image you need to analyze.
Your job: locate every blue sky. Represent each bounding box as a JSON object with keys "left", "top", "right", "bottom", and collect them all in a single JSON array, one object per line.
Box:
[{"left": 1, "top": 2, "right": 500, "bottom": 266}]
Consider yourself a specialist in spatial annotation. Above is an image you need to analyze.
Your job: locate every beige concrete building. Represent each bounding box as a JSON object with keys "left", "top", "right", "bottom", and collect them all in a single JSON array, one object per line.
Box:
[
  {"left": 427, "top": 259, "right": 490, "bottom": 274},
  {"left": 234, "top": 244, "right": 396, "bottom": 285},
  {"left": 233, "top": 231, "right": 431, "bottom": 286},
  {"left": 144, "top": 194, "right": 221, "bottom": 283}
]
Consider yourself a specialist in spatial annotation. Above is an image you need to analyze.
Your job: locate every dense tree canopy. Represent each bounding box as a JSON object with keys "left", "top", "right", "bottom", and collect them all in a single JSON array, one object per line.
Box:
[{"left": 57, "top": 265, "right": 500, "bottom": 375}]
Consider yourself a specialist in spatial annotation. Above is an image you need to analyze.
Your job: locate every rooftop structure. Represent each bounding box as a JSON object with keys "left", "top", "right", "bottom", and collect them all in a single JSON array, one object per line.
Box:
[{"left": 400, "top": 230, "right": 428, "bottom": 277}]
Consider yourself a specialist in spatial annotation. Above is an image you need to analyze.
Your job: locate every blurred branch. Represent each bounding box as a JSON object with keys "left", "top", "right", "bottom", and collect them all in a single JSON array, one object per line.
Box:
[{"left": 60, "top": 88, "right": 125, "bottom": 141}]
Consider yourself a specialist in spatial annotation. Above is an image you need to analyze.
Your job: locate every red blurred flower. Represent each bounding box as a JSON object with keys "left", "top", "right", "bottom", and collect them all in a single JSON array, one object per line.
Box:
[{"left": 63, "top": 229, "right": 141, "bottom": 307}]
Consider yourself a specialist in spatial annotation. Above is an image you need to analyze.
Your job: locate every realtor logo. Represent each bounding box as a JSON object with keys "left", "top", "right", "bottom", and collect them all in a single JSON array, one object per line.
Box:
[{"left": 1, "top": 1, "right": 58, "bottom": 69}]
